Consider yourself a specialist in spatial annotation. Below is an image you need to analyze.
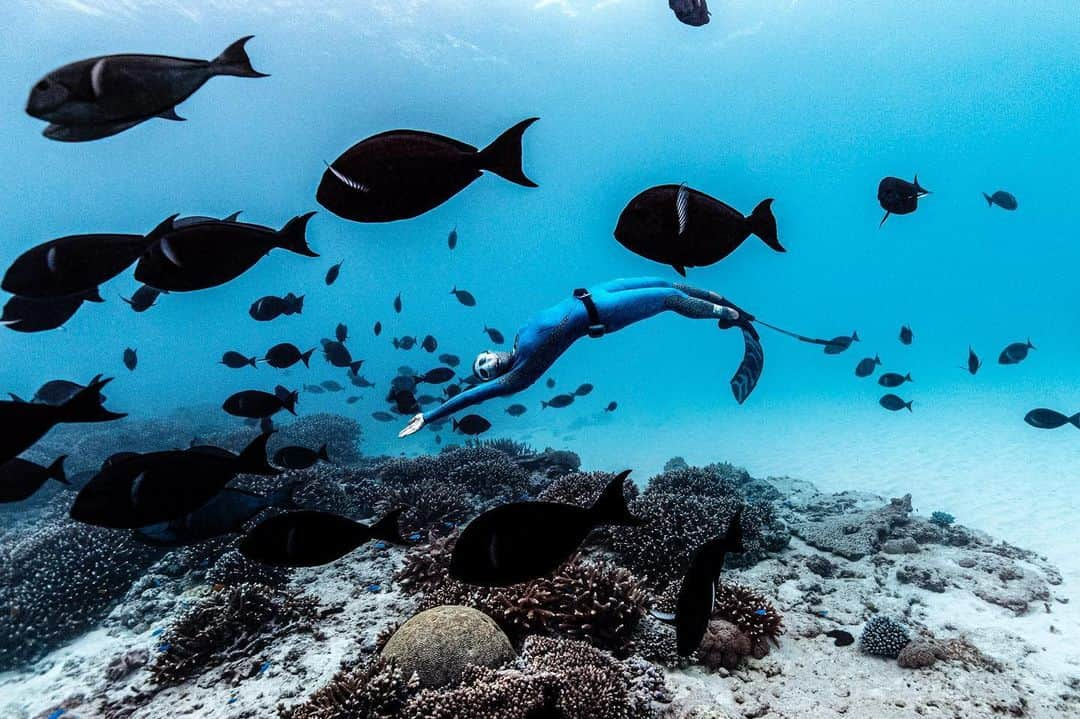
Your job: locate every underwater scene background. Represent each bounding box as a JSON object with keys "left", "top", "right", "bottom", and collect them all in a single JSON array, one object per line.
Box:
[{"left": 0, "top": 1, "right": 1078, "bottom": 717}]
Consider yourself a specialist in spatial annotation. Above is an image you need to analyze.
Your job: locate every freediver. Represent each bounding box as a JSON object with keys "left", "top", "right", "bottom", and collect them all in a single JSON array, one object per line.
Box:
[{"left": 399, "top": 277, "right": 831, "bottom": 437}]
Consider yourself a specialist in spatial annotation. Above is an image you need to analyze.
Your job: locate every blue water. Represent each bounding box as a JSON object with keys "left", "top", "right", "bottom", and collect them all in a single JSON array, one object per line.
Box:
[{"left": 1, "top": 2, "right": 1077, "bottom": 558}]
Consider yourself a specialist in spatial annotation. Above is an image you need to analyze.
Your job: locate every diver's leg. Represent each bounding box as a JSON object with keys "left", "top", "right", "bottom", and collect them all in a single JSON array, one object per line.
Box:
[
  {"left": 673, "top": 283, "right": 725, "bottom": 305},
  {"left": 595, "top": 277, "right": 675, "bottom": 293},
  {"left": 663, "top": 293, "right": 741, "bottom": 321}
]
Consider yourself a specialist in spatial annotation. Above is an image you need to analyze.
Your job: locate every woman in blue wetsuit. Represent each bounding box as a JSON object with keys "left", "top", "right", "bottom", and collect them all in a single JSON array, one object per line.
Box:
[{"left": 398, "top": 277, "right": 760, "bottom": 437}]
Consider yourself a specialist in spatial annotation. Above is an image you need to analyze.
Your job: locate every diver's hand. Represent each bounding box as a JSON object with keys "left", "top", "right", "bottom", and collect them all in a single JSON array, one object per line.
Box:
[{"left": 398, "top": 413, "right": 425, "bottom": 438}]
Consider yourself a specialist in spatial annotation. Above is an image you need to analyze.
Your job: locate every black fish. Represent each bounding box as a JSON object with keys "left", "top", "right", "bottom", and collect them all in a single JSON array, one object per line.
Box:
[
  {"left": 249, "top": 293, "right": 304, "bottom": 322},
  {"left": 335, "top": 323, "right": 348, "bottom": 343},
  {"left": 123, "top": 348, "right": 137, "bottom": 371},
  {"left": 240, "top": 509, "right": 406, "bottom": 567},
  {"left": 416, "top": 394, "right": 439, "bottom": 406},
  {"left": 393, "top": 336, "right": 417, "bottom": 350},
  {"left": 350, "top": 375, "right": 376, "bottom": 388},
  {"left": 320, "top": 380, "right": 344, "bottom": 392},
  {"left": 1023, "top": 409, "right": 1079, "bottom": 430},
  {"left": 452, "top": 414, "right": 491, "bottom": 435},
  {"left": 221, "top": 351, "right": 257, "bottom": 369},
  {"left": 273, "top": 444, "right": 330, "bottom": 470},
  {"left": 546, "top": 377, "right": 556, "bottom": 389},
  {"left": 70, "top": 433, "right": 277, "bottom": 529},
  {"left": 669, "top": 0, "right": 710, "bottom": 27},
  {"left": 393, "top": 294, "right": 402, "bottom": 313},
  {"left": 572, "top": 383, "right": 593, "bottom": 397},
  {"left": 823, "top": 331, "right": 860, "bottom": 355},
  {"left": 222, "top": 386, "right": 298, "bottom": 419},
  {"left": 264, "top": 343, "right": 314, "bottom": 369},
  {"left": 448, "top": 226, "right": 458, "bottom": 249},
  {"left": 1, "top": 288, "right": 103, "bottom": 333},
  {"left": 444, "top": 384, "right": 463, "bottom": 399},
  {"left": 899, "top": 325, "right": 913, "bottom": 345},
  {"left": 879, "top": 394, "right": 913, "bottom": 412},
  {"left": 304, "top": 384, "right": 326, "bottom": 394},
  {"left": 653, "top": 509, "right": 743, "bottom": 656},
  {"left": 542, "top": 394, "right": 574, "bottom": 409},
  {"left": 374, "top": 321, "right": 383, "bottom": 336},
  {"left": 421, "top": 335, "right": 438, "bottom": 353},
  {"left": 172, "top": 211, "right": 243, "bottom": 229},
  {"left": 483, "top": 326, "right": 505, "bottom": 344},
  {"left": 824, "top": 629, "right": 855, "bottom": 647},
  {"left": 134, "top": 483, "right": 297, "bottom": 547},
  {"left": 450, "top": 287, "right": 476, "bottom": 306},
  {"left": 316, "top": 119, "right": 539, "bottom": 222},
  {"left": 416, "top": 367, "right": 455, "bottom": 384},
  {"left": 605, "top": 401, "right": 618, "bottom": 412},
  {"left": 3, "top": 231, "right": 153, "bottom": 299},
  {"left": 854, "top": 355, "right": 881, "bottom": 378},
  {"left": 372, "top": 411, "right": 394, "bottom": 422},
  {"left": 322, "top": 340, "right": 363, "bottom": 374},
  {"left": 965, "top": 346, "right": 981, "bottom": 375},
  {"left": 983, "top": 190, "right": 1018, "bottom": 211},
  {"left": 0, "top": 456, "right": 68, "bottom": 503},
  {"left": 506, "top": 404, "right": 527, "bottom": 417},
  {"left": 878, "top": 175, "right": 929, "bottom": 226},
  {"left": 325, "top": 260, "right": 343, "bottom": 285},
  {"left": 120, "top": 284, "right": 162, "bottom": 312},
  {"left": 32, "top": 379, "right": 104, "bottom": 406},
  {"left": 450, "top": 470, "right": 641, "bottom": 586},
  {"left": 346, "top": 396, "right": 360, "bottom": 405},
  {"left": 439, "top": 353, "right": 461, "bottom": 367},
  {"left": 135, "top": 213, "right": 317, "bottom": 292},
  {"left": 614, "top": 184, "right": 782, "bottom": 276},
  {"left": 878, "top": 372, "right": 912, "bottom": 387},
  {"left": 999, "top": 339, "right": 1035, "bottom": 365},
  {"left": 26, "top": 36, "right": 267, "bottom": 141},
  {"left": 392, "top": 389, "right": 420, "bottom": 415}
]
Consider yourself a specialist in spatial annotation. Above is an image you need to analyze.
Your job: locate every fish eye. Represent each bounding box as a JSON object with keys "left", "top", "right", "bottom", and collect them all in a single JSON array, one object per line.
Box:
[{"left": 35, "top": 79, "right": 49, "bottom": 92}]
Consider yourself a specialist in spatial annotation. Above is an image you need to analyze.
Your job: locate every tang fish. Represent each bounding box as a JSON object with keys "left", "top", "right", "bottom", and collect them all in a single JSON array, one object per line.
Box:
[
  {"left": 1023, "top": 409, "right": 1079, "bottom": 430},
  {"left": 605, "top": 401, "right": 618, "bottom": 412},
  {"left": 372, "top": 411, "right": 394, "bottom": 422},
  {"left": 505, "top": 404, "right": 527, "bottom": 417},
  {"left": 572, "top": 383, "right": 593, "bottom": 397},
  {"left": 439, "top": 353, "right": 461, "bottom": 367},
  {"left": 393, "top": 294, "right": 402, "bottom": 313},
  {"left": 824, "top": 331, "right": 860, "bottom": 355},
  {"left": 240, "top": 509, "right": 407, "bottom": 567},
  {"left": 335, "top": 323, "right": 348, "bottom": 343},
  {"left": 320, "top": 380, "right": 344, "bottom": 392},
  {"left": 120, "top": 284, "right": 162, "bottom": 312},
  {"left": 221, "top": 351, "right": 257, "bottom": 369},
  {"left": 450, "top": 287, "right": 476, "bottom": 306},
  {"left": 998, "top": 339, "right": 1035, "bottom": 365},
  {"left": 854, "top": 355, "right": 881, "bottom": 378},
  {"left": 134, "top": 483, "right": 297, "bottom": 547},
  {"left": 669, "top": 0, "right": 710, "bottom": 27},
  {"left": 374, "top": 321, "right": 383, "bottom": 336},
  {"left": 448, "top": 226, "right": 458, "bottom": 249},
  {"left": 273, "top": 444, "right": 330, "bottom": 470},
  {"left": 123, "top": 348, "right": 138, "bottom": 371},
  {"left": 1, "top": 288, "right": 103, "bottom": 333},
  {"left": 983, "top": 190, "right": 1017, "bottom": 211},
  {"left": 264, "top": 343, "right": 314, "bottom": 369},
  {"left": 483, "top": 326, "right": 505, "bottom": 344},
  {"left": 393, "top": 336, "right": 417, "bottom": 351},
  {"left": 878, "top": 372, "right": 912, "bottom": 387},
  {"left": 3, "top": 231, "right": 152, "bottom": 299},
  {"left": 249, "top": 293, "right": 303, "bottom": 321},
  {"left": 0, "top": 456, "right": 68, "bottom": 503},
  {"left": 878, "top": 175, "right": 929, "bottom": 226},
  {"left": 321, "top": 339, "right": 363, "bottom": 374},
  {"left": 416, "top": 367, "right": 455, "bottom": 384},
  {"left": 543, "top": 394, "right": 574, "bottom": 409},
  {"left": 421, "top": 335, "right": 438, "bottom": 352},
  {"left": 879, "top": 394, "right": 913, "bottom": 412},
  {"left": 222, "top": 386, "right": 298, "bottom": 419},
  {"left": 325, "top": 260, "right": 343, "bottom": 285},
  {"left": 452, "top": 414, "right": 491, "bottom": 436},
  {"left": 899, "top": 325, "right": 913, "bottom": 345},
  {"left": 965, "top": 346, "right": 981, "bottom": 375},
  {"left": 31, "top": 379, "right": 103, "bottom": 406}
]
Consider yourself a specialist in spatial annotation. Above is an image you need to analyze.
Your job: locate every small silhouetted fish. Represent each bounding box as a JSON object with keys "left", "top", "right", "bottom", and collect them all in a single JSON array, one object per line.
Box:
[
  {"left": 483, "top": 326, "right": 505, "bottom": 344},
  {"left": 32, "top": 379, "right": 103, "bottom": 406},
  {"left": 264, "top": 343, "right": 314, "bottom": 369},
  {"left": 322, "top": 340, "right": 363, "bottom": 374},
  {"left": 506, "top": 404, "right": 527, "bottom": 416},
  {"left": 983, "top": 190, "right": 1018, "bottom": 211},
  {"left": 855, "top": 355, "right": 881, "bottom": 378},
  {"left": 134, "top": 483, "right": 296, "bottom": 547},
  {"left": 321, "top": 380, "right": 344, "bottom": 392},
  {"left": 273, "top": 444, "right": 329, "bottom": 470},
  {"left": 614, "top": 184, "right": 781, "bottom": 276},
  {"left": 221, "top": 351, "right": 257, "bottom": 369},
  {"left": 879, "top": 394, "right": 913, "bottom": 412},
  {"left": 899, "top": 325, "right": 913, "bottom": 345},
  {"left": 878, "top": 175, "right": 929, "bottom": 226},
  {"left": 346, "top": 395, "right": 360, "bottom": 404},
  {"left": 1, "top": 288, "right": 103, "bottom": 333},
  {"left": 316, "top": 119, "right": 538, "bottom": 222},
  {"left": 373, "top": 321, "right": 382, "bottom": 336},
  {"left": 26, "top": 37, "right": 267, "bottom": 142},
  {"left": 669, "top": 0, "right": 711, "bottom": 27},
  {"left": 966, "top": 346, "right": 981, "bottom": 375},
  {"left": 121, "top": 285, "right": 162, "bottom": 312},
  {"left": 1023, "top": 409, "right": 1079, "bottom": 430},
  {"left": 605, "top": 401, "right": 618, "bottom": 412},
  {"left": 444, "top": 384, "right": 463, "bottom": 399},
  {"left": 222, "top": 386, "right": 298, "bottom": 418},
  {"left": 304, "top": 384, "right": 325, "bottom": 394},
  {"left": 572, "top": 383, "right": 593, "bottom": 397},
  {"left": 393, "top": 294, "right": 402, "bottom": 313},
  {"left": 450, "top": 287, "right": 476, "bottom": 306},
  {"left": 334, "top": 323, "right": 348, "bottom": 343},
  {"left": 439, "top": 353, "right": 460, "bottom": 367},
  {"left": 823, "top": 331, "right": 859, "bottom": 355},
  {"left": 351, "top": 375, "right": 375, "bottom": 388},
  {"left": 240, "top": 508, "right": 406, "bottom": 567},
  {"left": 825, "top": 629, "right": 855, "bottom": 647},
  {"left": 416, "top": 367, "right": 455, "bottom": 384},
  {"left": 546, "top": 377, "right": 556, "bottom": 388},
  {"left": 421, "top": 335, "right": 438, "bottom": 353},
  {"left": 3, "top": 231, "right": 152, "bottom": 299},
  {"left": 450, "top": 470, "right": 641, "bottom": 586},
  {"left": 542, "top": 394, "right": 575, "bottom": 409},
  {"left": 249, "top": 293, "right": 303, "bottom": 322},
  {"left": 392, "top": 389, "right": 420, "bottom": 415},
  {"left": 416, "top": 395, "right": 439, "bottom": 406},
  {"left": 452, "top": 414, "right": 491, "bottom": 436},
  {"left": 372, "top": 411, "right": 394, "bottom": 422},
  {"left": 878, "top": 372, "right": 912, "bottom": 387},
  {"left": 999, "top": 339, "right": 1035, "bottom": 365},
  {"left": 325, "top": 260, "right": 343, "bottom": 285},
  {"left": 123, "top": 348, "right": 137, "bottom": 371},
  {"left": 0, "top": 456, "right": 68, "bottom": 503},
  {"left": 448, "top": 226, "right": 458, "bottom": 249},
  {"left": 393, "top": 336, "right": 417, "bottom": 350}
]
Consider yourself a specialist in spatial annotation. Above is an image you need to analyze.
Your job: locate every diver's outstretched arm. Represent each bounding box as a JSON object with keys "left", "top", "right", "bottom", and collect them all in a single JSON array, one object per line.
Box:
[{"left": 399, "top": 369, "right": 529, "bottom": 437}]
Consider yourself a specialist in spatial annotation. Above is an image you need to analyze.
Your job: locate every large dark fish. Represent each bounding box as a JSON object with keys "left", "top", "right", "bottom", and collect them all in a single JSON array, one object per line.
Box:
[
  {"left": 120, "top": 284, "right": 162, "bottom": 312},
  {"left": 854, "top": 355, "right": 881, "bottom": 378},
  {"left": 221, "top": 351, "right": 257, "bottom": 369},
  {"left": 264, "top": 343, "right": 313, "bottom": 369},
  {"left": 878, "top": 175, "right": 929, "bottom": 226},
  {"left": 273, "top": 444, "right": 329, "bottom": 470},
  {"left": 26, "top": 36, "right": 267, "bottom": 142},
  {"left": 542, "top": 394, "right": 575, "bottom": 409},
  {"left": 899, "top": 325, "right": 913, "bottom": 345},
  {"left": 965, "top": 346, "right": 981, "bottom": 375},
  {"left": 134, "top": 483, "right": 297, "bottom": 547},
  {"left": 878, "top": 372, "right": 912, "bottom": 387},
  {"left": 1, "top": 288, "right": 103, "bottom": 332},
  {"left": 316, "top": 118, "right": 539, "bottom": 222},
  {"left": 999, "top": 338, "right": 1035, "bottom": 365},
  {"left": 0, "top": 456, "right": 68, "bottom": 503},
  {"left": 983, "top": 190, "right": 1018, "bottom": 211},
  {"left": 652, "top": 509, "right": 743, "bottom": 656},
  {"left": 134, "top": 213, "right": 317, "bottom": 292},
  {"left": 70, "top": 433, "right": 277, "bottom": 529},
  {"left": 249, "top": 293, "right": 304, "bottom": 321},
  {"left": 325, "top": 260, "right": 343, "bottom": 285},
  {"left": 879, "top": 394, "right": 913, "bottom": 412},
  {"left": 614, "top": 184, "right": 782, "bottom": 276},
  {"left": 222, "top": 386, "right": 298, "bottom": 419},
  {"left": 31, "top": 379, "right": 104, "bottom": 405},
  {"left": 1023, "top": 409, "right": 1079, "bottom": 430},
  {"left": 321, "top": 339, "right": 363, "bottom": 374},
  {"left": 452, "top": 414, "right": 491, "bottom": 435},
  {"left": 416, "top": 367, "right": 455, "bottom": 384},
  {"left": 239, "top": 509, "right": 407, "bottom": 567},
  {"left": 450, "top": 470, "right": 641, "bottom": 586},
  {"left": 823, "top": 331, "right": 859, "bottom": 355},
  {"left": 669, "top": 0, "right": 710, "bottom": 26},
  {"left": 450, "top": 287, "right": 476, "bottom": 306},
  {"left": 122, "top": 348, "right": 138, "bottom": 371}
]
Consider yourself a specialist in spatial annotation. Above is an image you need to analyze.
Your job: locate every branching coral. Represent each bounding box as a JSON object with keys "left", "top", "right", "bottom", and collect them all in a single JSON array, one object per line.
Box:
[
  {"left": 206, "top": 548, "right": 291, "bottom": 589},
  {"left": 377, "top": 481, "right": 472, "bottom": 538},
  {"left": 271, "top": 413, "right": 363, "bottom": 465},
  {"left": 537, "top": 470, "right": 639, "bottom": 509},
  {"left": 279, "top": 658, "right": 419, "bottom": 719},
  {"left": 711, "top": 582, "right": 784, "bottom": 658},
  {"left": 476, "top": 437, "right": 537, "bottom": 458}
]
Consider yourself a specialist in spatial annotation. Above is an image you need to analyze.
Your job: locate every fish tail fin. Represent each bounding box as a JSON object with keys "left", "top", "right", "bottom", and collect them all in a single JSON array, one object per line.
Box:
[
  {"left": 589, "top": 470, "right": 642, "bottom": 526},
  {"left": 906, "top": 373, "right": 913, "bottom": 382},
  {"left": 211, "top": 36, "right": 269, "bottom": 78},
  {"left": 1069, "top": 413, "right": 1080, "bottom": 429},
  {"left": 317, "top": 444, "right": 330, "bottom": 462},
  {"left": 852, "top": 331, "right": 860, "bottom": 342},
  {"left": 451, "top": 418, "right": 460, "bottom": 432},
  {"left": 906, "top": 400, "right": 914, "bottom": 412},
  {"left": 983, "top": 192, "right": 994, "bottom": 207},
  {"left": 1027, "top": 337, "right": 1035, "bottom": 350},
  {"left": 477, "top": 117, "right": 539, "bottom": 188},
  {"left": 349, "top": 361, "right": 363, "bottom": 375},
  {"left": 747, "top": 198, "right": 783, "bottom": 252},
  {"left": 247, "top": 356, "right": 258, "bottom": 368},
  {"left": 276, "top": 212, "right": 319, "bottom": 257},
  {"left": 371, "top": 508, "right": 408, "bottom": 544},
  {"left": 874, "top": 354, "right": 881, "bottom": 364},
  {"left": 300, "top": 348, "right": 314, "bottom": 367},
  {"left": 59, "top": 376, "right": 126, "bottom": 422},
  {"left": 541, "top": 401, "right": 548, "bottom": 409},
  {"left": 294, "top": 294, "right": 304, "bottom": 314},
  {"left": 47, "top": 455, "right": 69, "bottom": 485},
  {"left": 238, "top": 431, "right": 277, "bottom": 474}
]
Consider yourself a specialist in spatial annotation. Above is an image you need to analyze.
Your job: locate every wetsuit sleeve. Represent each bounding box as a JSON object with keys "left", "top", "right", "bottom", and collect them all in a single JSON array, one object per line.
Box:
[{"left": 423, "top": 370, "right": 528, "bottom": 424}]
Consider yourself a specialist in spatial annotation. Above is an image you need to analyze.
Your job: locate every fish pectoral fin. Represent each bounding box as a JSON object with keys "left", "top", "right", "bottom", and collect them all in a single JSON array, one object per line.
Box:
[
  {"left": 156, "top": 107, "right": 186, "bottom": 121},
  {"left": 649, "top": 609, "right": 677, "bottom": 625},
  {"left": 676, "top": 183, "right": 690, "bottom": 235}
]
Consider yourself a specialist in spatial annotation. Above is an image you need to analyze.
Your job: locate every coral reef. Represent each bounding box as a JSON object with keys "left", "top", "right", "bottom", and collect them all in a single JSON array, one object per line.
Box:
[
  {"left": 476, "top": 437, "right": 537, "bottom": 458},
  {"left": 271, "top": 413, "right": 363, "bottom": 465},
  {"left": 536, "top": 469, "right": 639, "bottom": 508},
  {"left": 206, "top": 548, "right": 292, "bottom": 589},
  {"left": 859, "top": 616, "right": 911, "bottom": 659},
  {"left": 930, "top": 511, "right": 956, "bottom": 527},
  {"left": 787, "top": 493, "right": 913, "bottom": 560},
  {"left": 697, "top": 619, "right": 752, "bottom": 670},
  {"left": 279, "top": 658, "right": 419, "bottom": 719},
  {"left": 711, "top": 583, "right": 784, "bottom": 658}
]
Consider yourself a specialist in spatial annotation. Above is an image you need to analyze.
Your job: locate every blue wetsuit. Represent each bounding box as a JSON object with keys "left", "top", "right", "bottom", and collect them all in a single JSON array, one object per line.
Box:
[{"left": 423, "top": 277, "right": 737, "bottom": 424}]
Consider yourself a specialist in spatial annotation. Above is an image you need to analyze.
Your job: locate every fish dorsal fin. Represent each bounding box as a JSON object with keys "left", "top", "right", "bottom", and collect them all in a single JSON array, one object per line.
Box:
[
  {"left": 676, "top": 183, "right": 690, "bottom": 235},
  {"left": 156, "top": 107, "right": 186, "bottom": 121},
  {"left": 90, "top": 58, "right": 108, "bottom": 98},
  {"left": 324, "top": 162, "right": 369, "bottom": 193}
]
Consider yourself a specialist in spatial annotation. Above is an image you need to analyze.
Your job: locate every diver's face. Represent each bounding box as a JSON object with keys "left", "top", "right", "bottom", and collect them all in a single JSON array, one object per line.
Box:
[{"left": 474, "top": 351, "right": 509, "bottom": 382}]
